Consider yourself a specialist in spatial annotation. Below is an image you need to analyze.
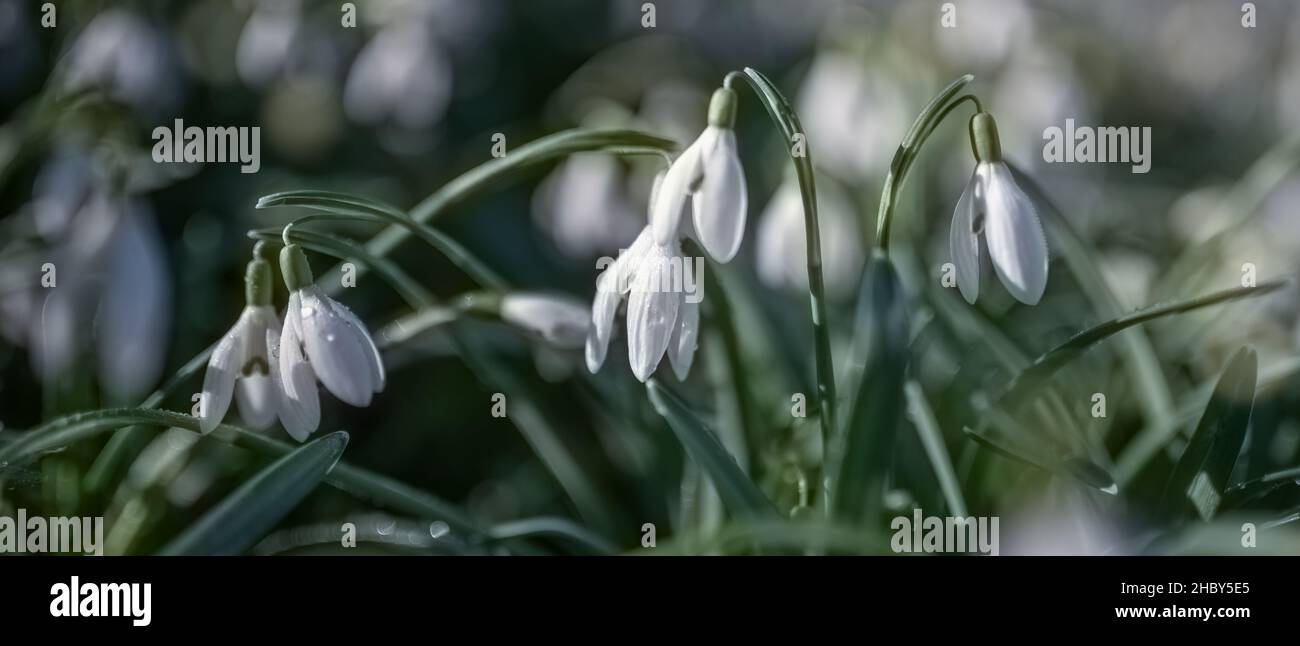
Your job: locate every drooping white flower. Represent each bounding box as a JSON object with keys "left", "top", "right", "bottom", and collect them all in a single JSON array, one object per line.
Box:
[
  {"left": 199, "top": 252, "right": 281, "bottom": 434},
  {"left": 586, "top": 227, "right": 699, "bottom": 382},
  {"left": 199, "top": 305, "right": 280, "bottom": 434},
  {"left": 272, "top": 244, "right": 385, "bottom": 441},
  {"left": 499, "top": 292, "right": 591, "bottom": 350},
  {"left": 650, "top": 87, "right": 747, "bottom": 263},
  {"left": 755, "top": 173, "right": 864, "bottom": 300},
  {"left": 949, "top": 112, "right": 1049, "bottom": 306}
]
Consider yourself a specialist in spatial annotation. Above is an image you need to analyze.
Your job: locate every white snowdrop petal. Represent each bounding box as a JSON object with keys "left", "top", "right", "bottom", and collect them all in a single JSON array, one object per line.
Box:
[
  {"left": 586, "top": 270, "right": 622, "bottom": 373},
  {"left": 299, "top": 289, "right": 375, "bottom": 407},
  {"left": 693, "top": 127, "right": 748, "bottom": 263},
  {"left": 235, "top": 374, "right": 279, "bottom": 430},
  {"left": 330, "top": 296, "right": 386, "bottom": 393},
  {"left": 650, "top": 137, "right": 703, "bottom": 246},
  {"left": 667, "top": 296, "right": 699, "bottom": 381},
  {"left": 198, "top": 315, "right": 246, "bottom": 434},
  {"left": 275, "top": 296, "right": 320, "bottom": 441},
  {"left": 626, "top": 246, "right": 681, "bottom": 382},
  {"left": 949, "top": 170, "right": 983, "bottom": 305},
  {"left": 983, "top": 162, "right": 1049, "bottom": 305}
]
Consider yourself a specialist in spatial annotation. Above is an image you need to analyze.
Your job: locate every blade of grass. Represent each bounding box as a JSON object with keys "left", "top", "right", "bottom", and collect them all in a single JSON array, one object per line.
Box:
[
  {"left": 487, "top": 517, "right": 618, "bottom": 555},
  {"left": 831, "top": 254, "right": 908, "bottom": 523},
  {"left": 0, "top": 409, "right": 485, "bottom": 539},
  {"left": 159, "top": 431, "right": 349, "bottom": 555},
  {"left": 994, "top": 281, "right": 1283, "bottom": 415},
  {"left": 1016, "top": 167, "right": 1177, "bottom": 431},
  {"left": 904, "top": 380, "right": 967, "bottom": 517},
  {"left": 1161, "top": 347, "right": 1257, "bottom": 521},
  {"left": 337, "top": 129, "right": 675, "bottom": 290},
  {"left": 646, "top": 380, "right": 776, "bottom": 518},
  {"left": 1114, "top": 353, "right": 1300, "bottom": 485}
]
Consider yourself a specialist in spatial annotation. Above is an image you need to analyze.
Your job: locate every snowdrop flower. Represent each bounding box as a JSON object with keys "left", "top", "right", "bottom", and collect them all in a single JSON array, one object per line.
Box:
[
  {"left": 343, "top": 22, "right": 451, "bottom": 132},
  {"left": 236, "top": 0, "right": 302, "bottom": 87},
  {"left": 756, "top": 173, "right": 863, "bottom": 300},
  {"left": 59, "top": 9, "right": 182, "bottom": 118},
  {"left": 650, "top": 87, "right": 747, "bottom": 263},
  {"left": 199, "top": 249, "right": 281, "bottom": 434},
  {"left": 272, "top": 244, "right": 385, "bottom": 441},
  {"left": 586, "top": 227, "right": 699, "bottom": 383},
  {"left": 498, "top": 292, "right": 591, "bottom": 350},
  {"left": 2, "top": 150, "right": 171, "bottom": 402},
  {"left": 949, "top": 112, "right": 1049, "bottom": 306}
]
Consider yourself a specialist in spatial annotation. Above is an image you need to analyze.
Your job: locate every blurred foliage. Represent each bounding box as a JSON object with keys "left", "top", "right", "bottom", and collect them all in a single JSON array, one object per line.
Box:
[{"left": 3, "top": 0, "right": 1300, "bottom": 555}]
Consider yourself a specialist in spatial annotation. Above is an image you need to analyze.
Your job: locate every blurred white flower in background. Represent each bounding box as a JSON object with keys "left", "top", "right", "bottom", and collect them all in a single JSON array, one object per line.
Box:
[
  {"left": 532, "top": 153, "right": 643, "bottom": 260},
  {"left": 930, "top": 0, "right": 1032, "bottom": 69},
  {"left": 2, "top": 150, "right": 173, "bottom": 402},
  {"left": 796, "top": 49, "right": 911, "bottom": 182},
  {"left": 59, "top": 9, "right": 183, "bottom": 118},
  {"left": 499, "top": 292, "right": 591, "bottom": 350},
  {"left": 989, "top": 47, "right": 1088, "bottom": 164},
  {"left": 343, "top": 22, "right": 452, "bottom": 132},
  {"left": 236, "top": 0, "right": 301, "bottom": 87},
  {"left": 755, "top": 173, "right": 863, "bottom": 300},
  {"left": 1156, "top": 3, "right": 1256, "bottom": 102},
  {"left": 1000, "top": 486, "right": 1124, "bottom": 556}
]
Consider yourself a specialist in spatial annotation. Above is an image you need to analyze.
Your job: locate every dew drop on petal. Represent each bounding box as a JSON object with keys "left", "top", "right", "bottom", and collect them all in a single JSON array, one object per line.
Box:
[{"left": 429, "top": 521, "right": 450, "bottom": 539}]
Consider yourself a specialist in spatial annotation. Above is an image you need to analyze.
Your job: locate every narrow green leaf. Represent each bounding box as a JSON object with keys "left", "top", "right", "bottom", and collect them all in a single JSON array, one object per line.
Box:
[
  {"left": 645, "top": 380, "right": 776, "bottom": 518},
  {"left": 487, "top": 517, "right": 617, "bottom": 555},
  {"left": 1162, "top": 347, "right": 1258, "bottom": 520},
  {"left": 904, "top": 380, "right": 967, "bottom": 517},
  {"left": 1014, "top": 166, "right": 1177, "bottom": 430},
  {"left": 961, "top": 427, "right": 1117, "bottom": 494},
  {"left": 159, "top": 431, "right": 349, "bottom": 555},
  {"left": 0, "top": 409, "right": 484, "bottom": 539},
  {"left": 996, "top": 281, "right": 1283, "bottom": 414},
  {"left": 356, "top": 129, "right": 676, "bottom": 280},
  {"left": 832, "top": 253, "right": 908, "bottom": 523}
]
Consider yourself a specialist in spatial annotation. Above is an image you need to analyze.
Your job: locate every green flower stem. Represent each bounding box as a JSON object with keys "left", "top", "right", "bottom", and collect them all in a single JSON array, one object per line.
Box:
[
  {"left": 874, "top": 75, "right": 976, "bottom": 254},
  {"left": 722, "top": 67, "right": 838, "bottom": 475}
]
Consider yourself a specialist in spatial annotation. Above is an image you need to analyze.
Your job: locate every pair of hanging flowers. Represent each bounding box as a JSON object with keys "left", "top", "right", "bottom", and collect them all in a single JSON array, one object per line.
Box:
[
  {"left": 199, "top": 243, "right": 385, "bottom": 441},
  {"left": 585, "top": 74, "right": 1052, "bottom": 386}
]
